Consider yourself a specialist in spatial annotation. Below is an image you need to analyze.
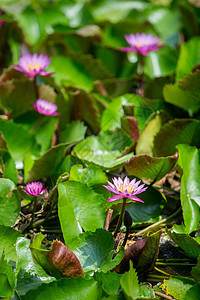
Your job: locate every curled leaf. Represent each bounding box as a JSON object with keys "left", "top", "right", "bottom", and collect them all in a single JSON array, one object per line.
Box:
[{"left": 30, "top": 233, "right": 84, "bottom": 279}]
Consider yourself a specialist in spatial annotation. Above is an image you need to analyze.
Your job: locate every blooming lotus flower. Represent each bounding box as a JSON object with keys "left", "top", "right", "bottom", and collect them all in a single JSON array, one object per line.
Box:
[
  {"left": 33, "top": 99, "right": 59, "bottom": 116},
  {"left": 13, "top": 53, "right": 52, "bottom": 77},
  {"left": 103, "top": 176, "right": 147, "bottom": 202},
  {"left": 121, "top": 33, "right": 163, "bottom": 56},
  {"left": 23, "top": 181, "right": 47, "bottom": 197}
]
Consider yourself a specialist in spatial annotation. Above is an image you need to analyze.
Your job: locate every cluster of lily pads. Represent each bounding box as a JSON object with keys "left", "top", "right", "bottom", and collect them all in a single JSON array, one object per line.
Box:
[{"left": 1, "top": 0, "right": 200, "bottom": 299}]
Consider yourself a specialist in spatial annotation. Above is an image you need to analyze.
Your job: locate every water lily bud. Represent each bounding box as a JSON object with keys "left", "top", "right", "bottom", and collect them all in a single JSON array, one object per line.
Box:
[{"left": 124, "top": 210, "right": 132, "bottom": 228}]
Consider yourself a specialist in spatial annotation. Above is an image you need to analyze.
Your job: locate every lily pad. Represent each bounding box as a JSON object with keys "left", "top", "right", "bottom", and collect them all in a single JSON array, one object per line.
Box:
[{"left": 125, "top": 153, "right": 178, "bottom": 182}]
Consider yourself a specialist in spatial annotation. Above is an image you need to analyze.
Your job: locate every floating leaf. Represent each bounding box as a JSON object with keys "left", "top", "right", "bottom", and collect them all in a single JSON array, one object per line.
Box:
[
  {"left": 58, "top": 181, "right": 105, "bottom": 244},
  {"left": 154, "top": 119, "right": 200, "bottom": 157},
  {"left": 0, "top": 119, "right": 40, "bottom": 166},
  {"left": 176, "top": 37, "right": 200, "bottom": 80},
  {"left": 29, "top": 234, "right": 84, "bottom": 280},
  {"left": 144, "top": 46, "right": 178, "bottom": 78},
  {"left": 167, "top": 228, "right": 200, "bottom": 258},
  {"left": 68, "top": 229, "right": 124, "bottom": 274},
  {"left": 69, "top": 165, "right": 107, "bottom": 187},
  {"left": 161, "top": 276, "right": 197, "bottom": 300},
  {"left": 21, "top": 276, "right": 101, "bottom": 300},
  {"left": 48, "top": 56, "right": 94, "bottom": 90},
  {"left": 0, "top": 225, "right": 22, "bottom": 262},
  {"left": 136, "top": 110, "right": 170, "bottom": 156},
  {"left": 164, "top": 70, "right": 200, "bottom": 114},
  {"left": 16, "top": 237, "right": 54, "bottom": 295},
  {"left": 31, "top": 117, "right": 57, "bottom": 156},
  {"left": 72, "top": 131, "right": 134, "bottom": 169},
  {"left": 91, "top": 0, "right": 150, "bottom": 23},
  {"left": 177, "top": 144, "right": 200, "bottom": 233},
  {"left": 59, "top": 121, "right": 87, "bottom": 144},
  {"left": 0, "top": 178, "right": 21, "bottom": 226},
  {"left": 0, "top": 150, "right": 18, "bottom": 184},
  {"left": 125, "top": 153, "right": 178, "bottom": 182},
  {"left": 26, "top": 142, "right": 74, "bottom": 182}
]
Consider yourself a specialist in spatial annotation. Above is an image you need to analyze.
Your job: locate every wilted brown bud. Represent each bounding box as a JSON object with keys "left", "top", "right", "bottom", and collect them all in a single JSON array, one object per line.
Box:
[{"left": 48, "top": 240, "right": 84, "bottom": 278}]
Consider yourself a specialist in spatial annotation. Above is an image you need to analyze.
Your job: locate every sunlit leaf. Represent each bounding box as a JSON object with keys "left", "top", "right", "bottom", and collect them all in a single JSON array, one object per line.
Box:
[
  {"left": 164, "top": 70, "right": 200, "bottom": 114},
  {"left": 176, "top": 144, "right": 200, "bottom": 233},
  {"left": 125, "top": 153, "right": 178, "bottom": 182},
  {"left": 0, "top": 225, "right": 22, "bottom": 262},
  {"left": 21, "top": 276, "right": 101, "bottom": 300},
  {"left": 72, "top": 131, "right": 134, "bottom": 169},
  {"left": 16, "top": 237, "right": 54, "bottom": 295},
  {"left": 176, "top": 37, "right": 200, "bottom": 80},
  {"left": 58, "top": 181, "right": 105, "bottom": 244},
  {"left": 0, "top": 150, "right": 18, "bottom": 184},
  {"left": 0, "top": 178, "right": 20, "bottom": 226},
  {"left": 136, "top": 110, "right": 170, "bottom": 155},
  {"left": 68, "top": 229, "right": 124, "bottom": 274},
  {"left": 144, "top": 47, "right": 178, "bottom": 78}
]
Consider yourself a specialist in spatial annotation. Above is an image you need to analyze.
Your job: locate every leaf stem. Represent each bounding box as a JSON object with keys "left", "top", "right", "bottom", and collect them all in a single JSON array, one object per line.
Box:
[
  {"left": 114, "top": 198, "right": 126, "bottom": 238},
  {"left": 134, "top": 207, "right": 182, "bottom": 237}
]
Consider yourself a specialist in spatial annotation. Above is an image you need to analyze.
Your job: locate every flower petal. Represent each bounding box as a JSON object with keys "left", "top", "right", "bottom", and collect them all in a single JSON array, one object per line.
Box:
[
  {"left": 107, "top": 195, "right": 123, "bottom": 202},
  {"left": 128, "top": 196, "right": 144, "bottom": 203}
]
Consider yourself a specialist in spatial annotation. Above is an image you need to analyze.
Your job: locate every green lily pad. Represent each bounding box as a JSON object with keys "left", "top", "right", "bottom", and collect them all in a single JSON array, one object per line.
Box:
[
  {"left": 0, "top": 150, "right": 18, "bottom": 184},
  {"left": 0, "top": 178, "right": 21, "bottom": 226},
  {"left": 68, "top": 229, "right": 124, "bottom": 274},
  {"left": 72, "top": 131, "right": 134, "bottom": 169},
  {"left": 176, "top": 37, "right": 200, "bottom": 80},
  {"left": 58, "top": 181, "right": 105, "bottom": 244},
  {"left": 176, "top": 144, "right": 200, "bottom": 233},
  {"left": 164, "top": 70, "right": 200, "bottom": 114},
  {"left": 125, "top": 153, "right": 178, "bottom": 182},
  {"left": 0, "top": 225, "right": 22, "bottom": 263},
  {"left": 153, "top": 119, "right": 200, "bottom": 157},
  {"left": 21, "top": 276, "right": 101, "bottom": 300}
]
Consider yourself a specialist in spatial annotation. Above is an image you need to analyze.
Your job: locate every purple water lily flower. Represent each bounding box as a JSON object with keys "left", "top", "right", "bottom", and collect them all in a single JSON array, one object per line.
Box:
[
  {"left": 13, "top": 53, "right": 52, "bottom": 77},
  {"left": 23, "top": 181, "right": 47, "bottom": 197},
  {"left": 103, "top": 176, "right": 147, "bottom": 203},
  {"left": 121, "top": 33, "right": 163, "bottom": 56},
  {"left": 33, "top": 99, "right": 59, "bottom": 116}
]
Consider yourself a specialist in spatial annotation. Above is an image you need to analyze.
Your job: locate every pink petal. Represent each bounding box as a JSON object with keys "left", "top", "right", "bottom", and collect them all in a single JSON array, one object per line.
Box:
[
  {"left": 107, "top": 195, "right": 123, "bottom": 202},
  {"left": 120, "top": 47, "right": 136, "bottom": 53},
  {"left": 128, "top": 196, "right": 144, "bottom": 203}
]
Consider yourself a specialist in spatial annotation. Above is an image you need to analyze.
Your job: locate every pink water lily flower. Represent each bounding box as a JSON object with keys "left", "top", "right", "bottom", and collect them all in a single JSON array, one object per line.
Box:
[
  {"left": 103, "top": 176, "right": 147, "bottom": 203},
  {"left": 33, "top": 99, "right": 59, "bottom": 116},
  {"left": 13, "top": 53, "right": 52, "bottom": 77},
  {"left": 121, "top": 33, "right": 163, "bottom": 56},
  {"left": 23, "top": 181, "right": 47, "bottom": 197}
]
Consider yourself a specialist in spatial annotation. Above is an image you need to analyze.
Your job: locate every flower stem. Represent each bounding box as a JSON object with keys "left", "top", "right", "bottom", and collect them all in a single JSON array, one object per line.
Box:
[
  {"left": 105, "top": 209, "right": 113, "bottom": 231},
  {"left": 33, "top": 76, "right": 39, "bottom": 99},
  {"left": 30, "top": 196, "right": 37, "bottom": 227},
  {"left": 114, "top": 198, "right": 126, "bottom": 238}
]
